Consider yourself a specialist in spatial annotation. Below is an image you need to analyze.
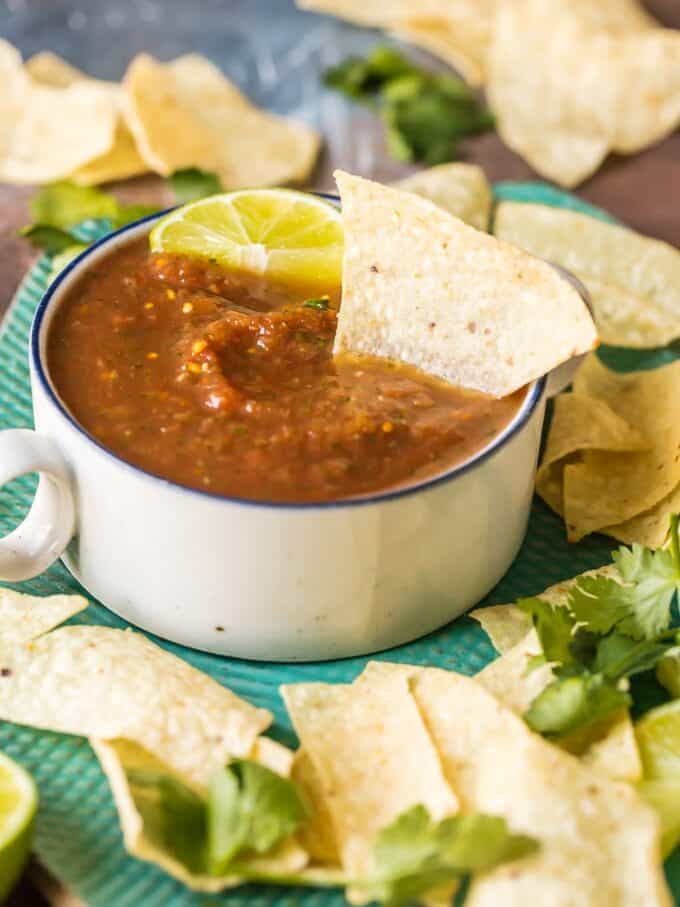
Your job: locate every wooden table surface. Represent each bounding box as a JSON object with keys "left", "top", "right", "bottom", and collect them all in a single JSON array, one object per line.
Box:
[{"left": 1, "top": 0, "right": 679, "bottom": 904}]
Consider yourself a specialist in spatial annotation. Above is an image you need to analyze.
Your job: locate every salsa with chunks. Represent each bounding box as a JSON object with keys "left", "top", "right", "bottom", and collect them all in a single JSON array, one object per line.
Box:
[{"left": 48, "top": 239, "right": 524, "bottom": 502}]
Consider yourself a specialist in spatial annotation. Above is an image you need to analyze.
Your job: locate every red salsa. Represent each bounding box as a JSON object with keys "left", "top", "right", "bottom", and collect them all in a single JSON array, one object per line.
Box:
[{"left": 48, "top": 240, "right": 525, "bottom": 502}]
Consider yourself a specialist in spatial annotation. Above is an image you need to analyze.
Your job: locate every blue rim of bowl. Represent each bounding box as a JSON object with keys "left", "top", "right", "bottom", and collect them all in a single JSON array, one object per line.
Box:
[{"left": 30, "top": 196, "right": 547, "bottom": 511}]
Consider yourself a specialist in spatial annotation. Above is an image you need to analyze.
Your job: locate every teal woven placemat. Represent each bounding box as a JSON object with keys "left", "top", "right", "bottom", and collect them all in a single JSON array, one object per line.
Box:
[{"left": 0, "top": 182, "right": 678, "bottom": 906}]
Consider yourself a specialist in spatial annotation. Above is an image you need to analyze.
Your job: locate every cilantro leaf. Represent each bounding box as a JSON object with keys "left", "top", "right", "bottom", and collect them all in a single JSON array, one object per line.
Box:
[
  {"left": 22, "top": 181, "right": 160, "bottom": 257},
  {"left": 567, "top": 575, "right": 633, "bottom": 636},
  {"left": 525, "top": 673, "right": 631, "bottom": 737},
  {"left": 127, "top": 768, "right": 208, "bottom": 874},
  {"left": 517, "top": 597, "right": 577, "bottom": 668},
  {"left": 169, "top": 168, "right": 223, "bottom": 205},
  {"left": 615, "top": 551, "right": 679, "bottom": 641},
  {"left": 360, "top": 805, "right": 537, "bottom": 907},
  {"left": 20, "top": 224, "right": 81, "bottom": 254},
  {"left": 593, "top": 631, "right": 677, "bottom": 680},
  {"left": 207, "top": 758, "right": 306, "bottom": 874},
  {"left": 29, "top": 180, "right": 121, "bottom": 229},
  {"left": 115, "top": 203, "right": 160, "bottom": 226},
  {"left": 323, "top": 46, "right": 416, "bottom": 100}
]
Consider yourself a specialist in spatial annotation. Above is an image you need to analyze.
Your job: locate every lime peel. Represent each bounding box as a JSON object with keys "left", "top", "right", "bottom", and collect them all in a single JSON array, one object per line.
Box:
[{"left": 0, "top": 751, "right": 37, "bottom": 902}]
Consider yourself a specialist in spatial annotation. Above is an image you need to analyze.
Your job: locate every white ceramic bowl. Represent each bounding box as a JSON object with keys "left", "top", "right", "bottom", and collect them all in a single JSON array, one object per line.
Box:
[{"left": 0, "top": 212, "right": 552, "bottom": 662}]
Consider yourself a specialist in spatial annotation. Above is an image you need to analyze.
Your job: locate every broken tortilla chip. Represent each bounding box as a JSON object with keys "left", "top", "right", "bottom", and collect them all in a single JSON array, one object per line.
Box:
[
  {"left": 281, "top": 671, "right": 457, "bottom": 879},
  {"left": 536, "top": 391, "right": 650, "bottom": 514},
  {"left": 122, "top": 53, "right": 319, "bottom": 189},
  {"left": 0, "top": 588, "right": 87, "bottom": 647},
  {"left": 333, "top": 171, "right": 597, "bottom": 397},
  {"left": 0, "top": 624, "right": 270, "bottom": 786},
  {"left": 394, "top": 163, "right": 491, "bottom": 230},
  {"left": 410, "top": 669, "right": 669, "bottom": 906},
  {"left": 0, "top": 40, "right": 118, "bottom": 184},
  {"left": 494, "top": 202, "right": 680, "bottom": 348}
]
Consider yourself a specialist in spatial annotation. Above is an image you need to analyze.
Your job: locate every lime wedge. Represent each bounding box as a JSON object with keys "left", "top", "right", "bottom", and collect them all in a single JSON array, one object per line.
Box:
[
  {"left": 150, "top": 189, "right": 343, "bottom": 288},
  {"left": 0, "top": 752, "right": 37, "bottom": 902},
  {"left": 636, "top": 701, "right": 680, "bottom": 856},
  {"left": 636, "top": 700, "right": 680, "bottom": 780}
]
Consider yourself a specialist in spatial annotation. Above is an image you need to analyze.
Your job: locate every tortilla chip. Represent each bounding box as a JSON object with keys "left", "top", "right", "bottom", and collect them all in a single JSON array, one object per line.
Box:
[
  {"left": 469, "top": 604, "right": 532, "bottom": 654},
  {"left": 0, "top": 40, "right": 118, "bottom": 184},
  {"left": 25, "top": 51, "right": 91, "bottom": 87},
  {"left": 479, "top": 633, "right": 641, "bottom": 782},
  {"left": 473, "top": 567, "right": 642, "bottom": 784},
  {"left": 605, "top": 488, "right": 680, "bottom": 549},
  {"left": 249, "top": 737, "right": 295, "bottom": 777},
  {"left": 486, "top": 0, "right": 680, "bottom": 187},
  {"left": 299, "top": 0, "right": 492, "bottom": 84},
  {"left": 0, "top": 589, "right": 87, "bottom": 647},
  {"left": 281, "top": 672, "right": 457, "bottom": 879},
  {"left": 333, "top": 171, "right": 597, "bottom": 397},
  {"left": 559, "top": 356, "right": 680, "bottom": 541},
  {"left": 578, "top": 712, "right": 642, "bottom": 778},
  {"left": 296, "top": 0, "right": 407, "bottom": 27},
  {"left": 391, "top": 9, "right": 492, "bottom": 86},
  {"left": 0, "top": 625, "right": 270, "bottom": 786},
  {"left": 93, "top": 738, "right": 308, "bottom": 892},
  {"left": 25, "top": 50, "right": 147, "bottom": 185},
  {"left": 291, "top": 750, "right": 340, "bottom": 865},
  {"left": 494, "top": 202, "right": 680, "bottom": 348},
  {"left": 360, "top": 658, "right": 642, "bottom": 784},
  {"left": 122, "top": 53, "right": 319, "bottom": 189},
  {"left": 477, "top": 628, "right": 552, "bottom": 711},
  {"left": 410, "top": 669, "right": 669, "bottom": 906},
  {"left": 536, "top": 391, "right": 650, "bottom": 513},
  {"left": 394, "top": 163, "right": 492, "bottom": 230}
]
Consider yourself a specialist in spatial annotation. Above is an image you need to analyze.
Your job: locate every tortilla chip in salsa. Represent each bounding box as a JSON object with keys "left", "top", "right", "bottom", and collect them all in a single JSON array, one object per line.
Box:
[{"left": 333, "top": 170, "right": 597, "bottom": 397}]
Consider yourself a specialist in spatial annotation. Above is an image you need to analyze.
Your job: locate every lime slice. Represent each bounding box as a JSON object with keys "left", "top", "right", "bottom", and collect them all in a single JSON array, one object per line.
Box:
[
  {"left": 150, "top": 189, "right": 343, "bottom": 288},
  {"left": 0, "top": 752, "right": 37, "bottom": 902}
]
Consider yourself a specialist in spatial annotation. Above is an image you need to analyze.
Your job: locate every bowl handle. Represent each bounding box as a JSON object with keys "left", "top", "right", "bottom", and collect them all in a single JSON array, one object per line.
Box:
[{"left": 0, "top": 429, "right": 75, "bottom": 581}]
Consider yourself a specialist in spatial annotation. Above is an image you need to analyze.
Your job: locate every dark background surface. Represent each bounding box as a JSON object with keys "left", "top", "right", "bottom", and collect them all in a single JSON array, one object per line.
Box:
[{"left": 1, "top": 0, "right": 680, "bottom": 903}]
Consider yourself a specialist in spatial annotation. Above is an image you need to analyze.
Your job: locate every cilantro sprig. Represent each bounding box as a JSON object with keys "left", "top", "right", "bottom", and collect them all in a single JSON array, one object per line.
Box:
[
  {"left": 357, "top": 805, "right": 538, "bottom": 906},
  {"left": 520, "top": 515, "right": 680, "bottom": 738},
  {"left": 20, "top": 169, "right": 224, "bottom": 278},
  {"left": 323, "top": 45, "right": 494, "bottom": 165},
  {"left": 127, "top": 757, "right": 306, "bottom": 878}
]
